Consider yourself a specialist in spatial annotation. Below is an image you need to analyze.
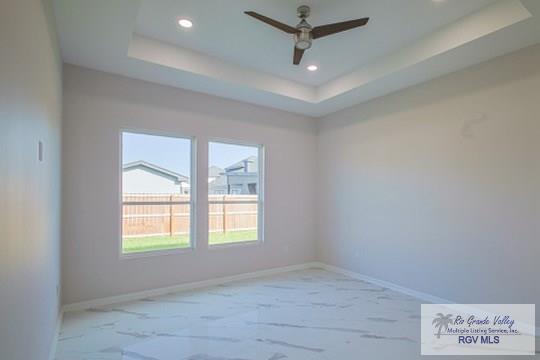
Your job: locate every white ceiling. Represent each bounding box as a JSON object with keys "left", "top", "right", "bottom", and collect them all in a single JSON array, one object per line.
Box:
[
  {"left": 134, "top": 0, "right": 495, "bottom": 86},
  {"left": 53, "top": 0, "right": 540, "bottom": 117}
]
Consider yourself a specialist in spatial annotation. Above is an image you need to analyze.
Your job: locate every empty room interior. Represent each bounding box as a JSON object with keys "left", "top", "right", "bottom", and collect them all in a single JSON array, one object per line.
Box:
[{"left": 2, "top": 0, "right": 540, "bottom": 359}]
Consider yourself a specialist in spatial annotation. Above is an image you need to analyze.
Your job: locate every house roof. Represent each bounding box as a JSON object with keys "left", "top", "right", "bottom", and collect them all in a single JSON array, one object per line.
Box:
[
  {"left": 123, "top": 160, "right": 189, "bottom": 182},
  {"left": 225, "top": 156, "right": 258, "bottom": 173}
]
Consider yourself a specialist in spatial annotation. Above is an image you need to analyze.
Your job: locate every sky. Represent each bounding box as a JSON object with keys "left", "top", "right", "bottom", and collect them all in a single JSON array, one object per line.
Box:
[{"left": 122, "top": 132, "right": 257, "bottom": 177}]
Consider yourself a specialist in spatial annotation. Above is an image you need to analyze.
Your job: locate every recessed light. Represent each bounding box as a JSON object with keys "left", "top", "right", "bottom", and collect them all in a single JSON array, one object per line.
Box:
[
  {"left": 178, "top": 18, "right": 193, "bottom": 28},
  {"left": 307, "top": 65, "right": 318, "bottom": 72}
]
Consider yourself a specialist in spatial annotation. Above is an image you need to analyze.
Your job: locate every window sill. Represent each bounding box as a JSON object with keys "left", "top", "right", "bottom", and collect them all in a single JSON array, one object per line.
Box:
[
  {"left": 208, "top": 240, "right": 262, "bottom": 251},
  {"left": 119, "top": 246, "right": 194, "bottom": 260}
]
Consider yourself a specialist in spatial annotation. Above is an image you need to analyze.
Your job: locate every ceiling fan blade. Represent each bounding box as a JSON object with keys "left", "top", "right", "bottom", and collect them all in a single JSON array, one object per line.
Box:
[
  {"left": 293, "top": 47, "right": 305, "bottom": 65},
  {"left": 244, "top": 11, "right": 298, "bottom": 34},
  {"left": 312, "top": 17, "right": 369, "bottom": 39}
]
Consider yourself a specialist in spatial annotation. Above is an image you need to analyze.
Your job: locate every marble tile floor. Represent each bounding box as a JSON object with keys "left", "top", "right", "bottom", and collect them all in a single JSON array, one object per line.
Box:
[{"left": 55, "top": 269, "right": 539, "bottom": 360}]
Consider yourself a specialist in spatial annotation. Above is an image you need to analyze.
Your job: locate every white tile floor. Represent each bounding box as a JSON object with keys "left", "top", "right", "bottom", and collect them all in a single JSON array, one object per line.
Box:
[{"left": 55, "top": 269, "right": 538, "bottom": 359}]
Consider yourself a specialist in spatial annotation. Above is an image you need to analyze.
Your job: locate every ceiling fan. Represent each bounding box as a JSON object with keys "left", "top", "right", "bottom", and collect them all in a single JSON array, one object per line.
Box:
[{"left": 244, "top": 5, "right": 369, "bottom": 66}]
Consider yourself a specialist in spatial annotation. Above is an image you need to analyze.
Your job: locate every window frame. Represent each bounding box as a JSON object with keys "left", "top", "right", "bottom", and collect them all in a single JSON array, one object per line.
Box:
[
  {"left": 207, "top": 138, "right": 265, "bottom": 249},
  {"left": 119, "top": 129, "right": 197, "bottom": 259}
]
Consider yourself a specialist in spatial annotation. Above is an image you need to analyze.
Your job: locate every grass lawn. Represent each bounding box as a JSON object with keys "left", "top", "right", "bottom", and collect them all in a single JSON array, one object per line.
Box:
[{"left": 123, "top": 230, "right": 258, "bottom": 254}]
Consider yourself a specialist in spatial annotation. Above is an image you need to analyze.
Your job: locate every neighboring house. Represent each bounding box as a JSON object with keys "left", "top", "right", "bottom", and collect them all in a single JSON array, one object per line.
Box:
[
  {"left": 209, "top": 156, "right": 259, "bottom": 195},
  {"left": 123, "top": 158, "right": 257, "bottom": 196},
  {"left": 123, "top": 160, "right": 190, "bottom": 194},
  {"left": 208, "top": 165, "right": 224, "bottom": 184}
]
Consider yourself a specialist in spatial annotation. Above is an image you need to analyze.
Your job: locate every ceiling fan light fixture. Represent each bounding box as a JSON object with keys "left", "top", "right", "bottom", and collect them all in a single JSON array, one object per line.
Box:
[
  {"left": 307, "top": 65, "right": 318, "bottom": 72},
  {"left": 178, "top": 18, "right": 193, "bottom": 28},
  {"left": 296, "top": 40, "right": 311, "bottom": 50}
]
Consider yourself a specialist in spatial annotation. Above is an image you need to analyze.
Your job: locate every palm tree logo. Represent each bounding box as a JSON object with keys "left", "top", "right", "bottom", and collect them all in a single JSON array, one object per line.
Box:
[{"left": 432, "top": 313, "right": 453, "bottom": 339}]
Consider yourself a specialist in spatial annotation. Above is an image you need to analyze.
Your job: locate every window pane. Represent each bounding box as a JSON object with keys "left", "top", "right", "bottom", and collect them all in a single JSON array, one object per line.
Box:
[
  {"left": 122, "top": 132, "right": 192, "bottom": 254},
  {"left": 208, "top": 142, "right": 260, "bottom": 245}
]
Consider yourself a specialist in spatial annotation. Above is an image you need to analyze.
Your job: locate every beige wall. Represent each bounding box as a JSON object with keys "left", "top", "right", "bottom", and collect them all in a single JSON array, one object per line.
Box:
[
  {"left": 0, "top": 0, "right": 63, "bottom": 359},
  {"left": 318, "top": 44, "right": 540, "bottom": 325},
  {"left": 61, "top": 33, "right": 539, "bottom": 329},
  {"left": 61, "top": 65, "right": 318, "bottom": 304}
]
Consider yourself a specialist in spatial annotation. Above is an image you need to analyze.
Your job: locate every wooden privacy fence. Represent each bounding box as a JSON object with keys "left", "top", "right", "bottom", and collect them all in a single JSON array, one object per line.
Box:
[{"left": 122, "top": 194, "right": 258, "bottom": 238}]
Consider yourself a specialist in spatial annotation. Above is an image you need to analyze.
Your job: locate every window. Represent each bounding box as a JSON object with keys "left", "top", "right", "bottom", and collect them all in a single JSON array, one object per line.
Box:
[
  {"left": 121, "top": 132, "right": 195, "bottom": 255},
  {"left": 208, "top": 141, "right": 263, "bottom": 246}
]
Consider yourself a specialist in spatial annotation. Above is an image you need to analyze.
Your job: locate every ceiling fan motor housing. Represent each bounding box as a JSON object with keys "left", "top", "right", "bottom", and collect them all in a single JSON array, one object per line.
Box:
[
  {"left": 295, "top": 29, "right": 312, "bottom": 50},
  {"left": 295, "top": 18, "right": 312, "bottom": 50}
]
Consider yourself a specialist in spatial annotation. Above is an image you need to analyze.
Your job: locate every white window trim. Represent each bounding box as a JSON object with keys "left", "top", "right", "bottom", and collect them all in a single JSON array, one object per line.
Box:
[
  {"left": 207, "top": 139, "right": 265, "bottom": 249},
  {"left": 118, "top": 129, "right": 197, "bottom": 260}
]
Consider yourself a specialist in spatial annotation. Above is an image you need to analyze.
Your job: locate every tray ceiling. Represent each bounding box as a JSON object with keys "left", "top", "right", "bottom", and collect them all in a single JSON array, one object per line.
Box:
[{"left": 53, "top": 0, "right": 540, "bottom": 117}]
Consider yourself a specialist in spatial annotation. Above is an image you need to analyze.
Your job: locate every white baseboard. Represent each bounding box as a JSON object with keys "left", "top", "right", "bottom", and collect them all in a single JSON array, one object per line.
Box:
[
  {"left": 48, "top": 310, "right": 63, "bottom": 360},
  {"left": 62, "top": 262, "right": 320, "bottom": 313},
  {"left": 318, "top": 263, "right": 540, "bottom": 336},
  {"left": 60, "top": 261, "right": 539, "bottom": 335},
  {"left": 319, "top": 263, "right": 455, "bottom": 304}
]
